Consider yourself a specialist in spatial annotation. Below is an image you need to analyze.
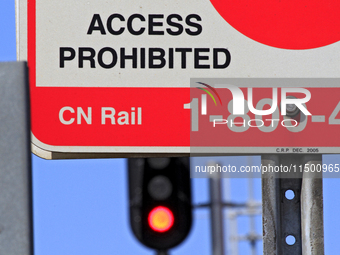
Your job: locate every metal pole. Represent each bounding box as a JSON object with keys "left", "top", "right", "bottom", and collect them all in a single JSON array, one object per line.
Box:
[
  {"left": 262, "top": 154, "right": 324, "bottom": 255},
  {"left": 301, "top": 155, "right": 324, "bottom": 255},
  {"left": 261, "top": 155, "right": 280, "bottom": 255},
  {"left": 247, "top": 157, "right": 257, "bottom": 255},
  {"left": 262, "top": 155, "right": 304, "bottom": 255},
  {"left": 0, "top": 62, "right": 33, "bottom": 255},
  {"left": 209, "top": 162, "right": 225, "bottom": 255},
  {"left": 223, "top": 171, "right": 231, "bottom": 255},
  {"left": 229, "top": 212, "right": 238, "bottom": 255}
]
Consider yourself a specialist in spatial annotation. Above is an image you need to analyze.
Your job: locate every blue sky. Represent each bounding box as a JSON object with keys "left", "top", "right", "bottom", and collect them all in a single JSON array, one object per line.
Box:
[{"left": 1, "top": 0, "right": 340, "bottom": 254}]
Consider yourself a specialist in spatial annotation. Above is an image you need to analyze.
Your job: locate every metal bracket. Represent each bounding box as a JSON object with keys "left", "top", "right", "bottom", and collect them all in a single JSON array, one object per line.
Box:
[{"left": 262, "top": 155, "right": 324, "bottom": 255}]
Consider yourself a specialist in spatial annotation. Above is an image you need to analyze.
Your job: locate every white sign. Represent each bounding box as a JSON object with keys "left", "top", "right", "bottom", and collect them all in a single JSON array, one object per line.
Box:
[{"left": 17, "top": 0, "right": 340, "bottom": 158}]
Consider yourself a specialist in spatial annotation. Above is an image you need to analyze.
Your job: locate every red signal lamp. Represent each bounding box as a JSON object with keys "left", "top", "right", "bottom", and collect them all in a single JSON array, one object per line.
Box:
[{"left": 148, "top": 206, "right": 174, "bottom": 232}]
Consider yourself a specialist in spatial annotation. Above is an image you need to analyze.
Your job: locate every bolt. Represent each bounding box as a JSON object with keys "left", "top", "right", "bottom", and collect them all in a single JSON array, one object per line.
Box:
[{"left": 284, "top": 96, "right": 300, "bottom": 117}]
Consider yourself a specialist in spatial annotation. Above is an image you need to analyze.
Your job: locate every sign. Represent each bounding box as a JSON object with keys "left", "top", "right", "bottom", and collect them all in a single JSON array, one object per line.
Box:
[{"left": 17, "top": 0, "right": 340, "bottom": 158}]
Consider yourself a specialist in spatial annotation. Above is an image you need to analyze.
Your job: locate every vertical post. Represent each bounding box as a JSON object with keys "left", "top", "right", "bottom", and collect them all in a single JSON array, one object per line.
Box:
[
  {"left": 262, "top": 155, "right": 324, "bottom": 255},
  {"left": 229, "top": 212, "right": 238, "bottom": 255},
  {"left": 0, "top": 62, "right": 33, "bottom": 255},
  {"left": 262, "top": 155, "right": 303, "bottom": 255},
  {"left": 209, "top": 162, "right": 225, "bottom": 255},
  {"left": 223, "top": 172, "right": 231, "bottom": 254},
  {"left": 261, "top": 155, "right": 280, "bottom": 255},
  {"left": 301, "top": 155, "right": 324, "bottom": 255},
  {"left": 247, "top": 157, "right": 257, "bottom": 255}
]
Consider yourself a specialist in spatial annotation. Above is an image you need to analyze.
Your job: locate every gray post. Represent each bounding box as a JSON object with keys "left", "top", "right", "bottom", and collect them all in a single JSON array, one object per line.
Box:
[
  {"left": 261, "top": 155, "right": 280, "bottom": 255},
  {"left": 0, "top": 62, "right": 33, "bottom": 255},
  {"left": 262, "top": 155, "right": 324, "bottom": 255},
  {"left": 209, "top": 162, "right": 225, "bottom": 255},
  {"left": 301, "top": 155, "right": 324, "bottom": 255},
  {"left": 247, "top": 157, "right": 257, "bottom": 255}
]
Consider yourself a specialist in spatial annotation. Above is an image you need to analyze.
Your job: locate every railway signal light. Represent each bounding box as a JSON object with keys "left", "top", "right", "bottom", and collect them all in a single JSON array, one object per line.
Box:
[{"left": 128, "top": 157, "right": 192, "bottom": 250}]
